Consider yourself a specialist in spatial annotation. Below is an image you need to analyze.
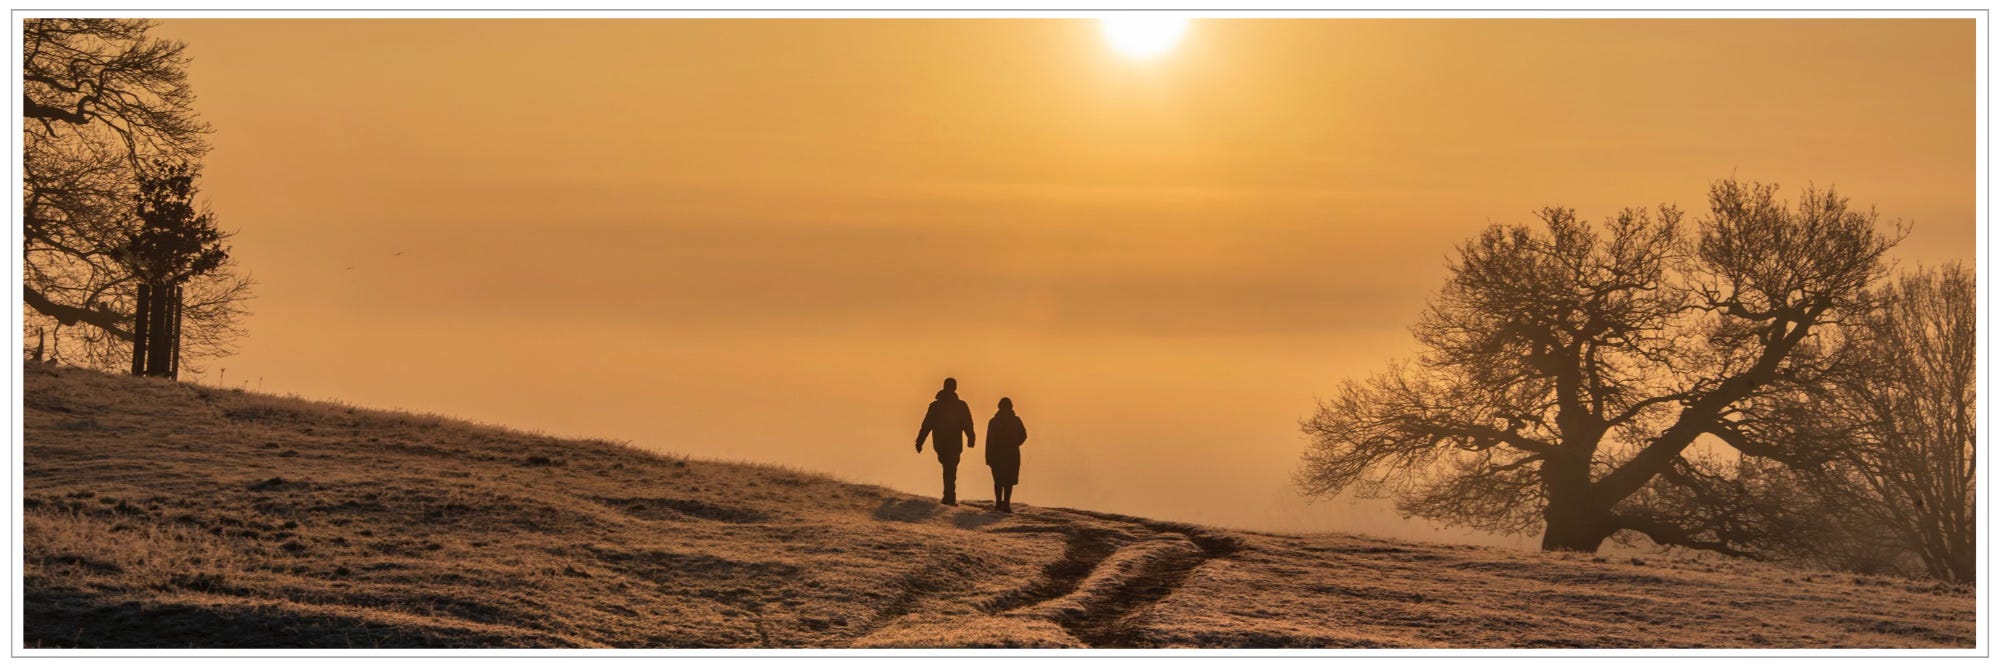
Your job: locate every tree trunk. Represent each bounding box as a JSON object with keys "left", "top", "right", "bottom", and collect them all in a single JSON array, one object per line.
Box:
[
  {"left": 1540, "top": 504, "right": 1613, "bottom": 552},
  {"left": 145, "top": 284, "right": 175, "bottom": 377},
  {"left": 169, "top": 285, "right": 182, "bottom": 380},
  {"left": 131, "top": 283, "right": 151, "bottom": 376},
  {"left": 1945, "top": 540, "right": 1975, "bottom": 584},
  {"left": 1540, "top": 456, "right": 1612, "bottom": 552}
]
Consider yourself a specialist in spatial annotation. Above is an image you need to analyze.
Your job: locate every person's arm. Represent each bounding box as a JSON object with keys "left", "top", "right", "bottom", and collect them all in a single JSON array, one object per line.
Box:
[
  {"left": 1018, "top": 420, "right": 1027, "bottom": 447},
  {"left": 961, "top": 404, "right": 977, "bottom": 448},
  {"left": 915, "top": 405, "right": 935, "bottom": 452}
]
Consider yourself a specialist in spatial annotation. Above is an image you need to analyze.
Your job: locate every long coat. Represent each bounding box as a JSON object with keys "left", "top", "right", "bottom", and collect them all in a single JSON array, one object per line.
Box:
[{"left": 984, "top": 410, "right": 1027, "bottom": 486}]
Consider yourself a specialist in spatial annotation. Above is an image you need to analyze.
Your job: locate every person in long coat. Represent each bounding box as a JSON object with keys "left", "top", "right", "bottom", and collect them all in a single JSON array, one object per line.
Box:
[{"left": 984, "top": 397, "right": 1028, "bottom": 513}]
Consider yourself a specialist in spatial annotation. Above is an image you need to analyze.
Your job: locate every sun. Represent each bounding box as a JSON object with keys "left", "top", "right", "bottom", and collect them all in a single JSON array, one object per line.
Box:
[{"left": 1099, "top": 17, "right": 1190, "bottom": 59}]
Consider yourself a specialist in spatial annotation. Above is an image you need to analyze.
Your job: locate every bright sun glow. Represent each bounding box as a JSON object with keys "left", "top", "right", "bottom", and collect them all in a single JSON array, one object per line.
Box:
[{"left": 1099, "top": 17, "right": 1190, "bottom": 59}]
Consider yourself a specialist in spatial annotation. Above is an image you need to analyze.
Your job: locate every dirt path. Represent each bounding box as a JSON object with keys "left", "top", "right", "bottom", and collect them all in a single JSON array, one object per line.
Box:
[
  {"left": 985, "top": 508, "right": 1243, "bottom": 647},
  {"left": 982, "top": 528, "right": 1123, "bottom": 614},
  {"left": 1062, "top": 536, "right": 1214, "bottom": 647}
]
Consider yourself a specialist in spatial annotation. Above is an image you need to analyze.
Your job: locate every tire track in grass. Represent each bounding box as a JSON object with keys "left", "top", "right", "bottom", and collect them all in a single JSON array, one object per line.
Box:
[
  {"left": 850, "top": 560, "right": 948, "bottom": 641},
  {"left": 981, "top": 529, "right": 1122, "bottom": 614},
  {"left": 1062, "top": 531, "right": 1236, "bottom": 648},
  {"left": 1002, "top": 507, "right": 1244, "bottom": 647},
  {"left": 846, "top": 503, "right": 1245, "bottom": 648}
]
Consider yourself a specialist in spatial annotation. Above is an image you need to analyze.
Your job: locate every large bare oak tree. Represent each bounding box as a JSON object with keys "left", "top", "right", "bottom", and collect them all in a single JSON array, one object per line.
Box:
[{"left": 1297, "top": 178, "right": 1898, "bottom": 555}]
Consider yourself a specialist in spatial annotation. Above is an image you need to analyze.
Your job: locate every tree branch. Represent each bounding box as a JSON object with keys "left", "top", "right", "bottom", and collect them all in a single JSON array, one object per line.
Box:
[
  {"left": 1609, "top": 512, "right": 1763, "bottom": 560},
  {"left": 24, "top": 283, "right": 132, "bottom": 341},
  {"left": 1435, "top": 424, "right": 1560, "bottom": 455}
]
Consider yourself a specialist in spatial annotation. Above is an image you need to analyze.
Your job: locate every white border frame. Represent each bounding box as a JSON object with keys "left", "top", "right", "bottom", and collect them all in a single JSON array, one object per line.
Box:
[{"left": 7, "top": 4, "right": 1989, "bottom": 662}]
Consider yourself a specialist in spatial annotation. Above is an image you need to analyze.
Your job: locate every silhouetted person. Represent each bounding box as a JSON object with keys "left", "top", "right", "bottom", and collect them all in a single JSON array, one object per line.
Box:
[
  {"left": 985, "top": 397, "right": 1028, "bottom": 513},
  {"left": 915, "top": 377, "right": 975, "bottom": 505}
]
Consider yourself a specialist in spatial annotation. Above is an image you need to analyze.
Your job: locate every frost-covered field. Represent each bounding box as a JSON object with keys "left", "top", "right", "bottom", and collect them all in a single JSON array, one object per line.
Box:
[{"left": 21, "top": 364, "right": 1974, "bottom": 648}]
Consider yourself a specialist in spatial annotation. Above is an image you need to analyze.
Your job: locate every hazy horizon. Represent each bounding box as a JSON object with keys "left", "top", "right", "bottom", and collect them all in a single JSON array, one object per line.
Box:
[{"left": 148, "top": 18, "right": 1974, "bottom": 546}]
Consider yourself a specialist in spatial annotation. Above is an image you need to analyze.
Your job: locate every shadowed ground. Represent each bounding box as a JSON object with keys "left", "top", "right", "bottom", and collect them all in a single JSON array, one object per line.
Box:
[{"left": 21, "top": 364, "right": 1975, "bottom": 648}]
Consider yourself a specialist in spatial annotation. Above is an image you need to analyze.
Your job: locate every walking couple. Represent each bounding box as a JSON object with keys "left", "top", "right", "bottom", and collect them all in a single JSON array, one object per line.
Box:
[{"left": 913, "top": 377, "right": 1028, "bottom": 511}]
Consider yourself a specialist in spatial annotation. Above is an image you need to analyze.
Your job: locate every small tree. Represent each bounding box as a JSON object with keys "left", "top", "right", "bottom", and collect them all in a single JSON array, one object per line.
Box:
[
  {"left": 127, "top": 162, "right": 227, "bottom": 284},
  {"left": 1297, "top": 178, "right": 1898, "bottom": 555},
  {"left": 121, "top": 161, "right": 230, "bottom": 377},
  {"left": 1771, "top": 264, "right": 1975, "bottom": 581}
]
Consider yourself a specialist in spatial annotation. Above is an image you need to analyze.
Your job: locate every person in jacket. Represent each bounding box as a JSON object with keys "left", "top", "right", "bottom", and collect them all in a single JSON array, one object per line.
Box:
[
  {"left": 915, "top": 377, "right": 976, "bottom": 505},
  {"left": 984, "top": 397, "right": 1028, "bottom": 513}
]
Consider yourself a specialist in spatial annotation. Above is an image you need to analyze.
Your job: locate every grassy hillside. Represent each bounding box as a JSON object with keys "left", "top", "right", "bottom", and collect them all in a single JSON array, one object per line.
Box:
[{"left": 21, "top": 364, "right": 1975, "bottom": 648}]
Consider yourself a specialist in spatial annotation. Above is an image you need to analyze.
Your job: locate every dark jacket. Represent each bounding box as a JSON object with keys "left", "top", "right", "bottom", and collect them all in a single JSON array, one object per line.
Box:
[{"left": 916, "top": 389, "right": 976, "bottom": 456}]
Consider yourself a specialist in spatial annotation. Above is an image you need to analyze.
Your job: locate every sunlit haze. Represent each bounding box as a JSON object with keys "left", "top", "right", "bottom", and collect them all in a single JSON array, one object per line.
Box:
[
  {"left": 1100, "top": 17, "right": 1191, "bottom": 58},
  {"left": 150, "top": 18, "right": 1974, "bottom": 547}
]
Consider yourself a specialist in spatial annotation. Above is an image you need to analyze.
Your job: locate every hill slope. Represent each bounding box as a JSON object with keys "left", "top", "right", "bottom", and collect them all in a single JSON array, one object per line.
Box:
[{"left": 21, "top": 364, "right": 1975, "bottom": 648}]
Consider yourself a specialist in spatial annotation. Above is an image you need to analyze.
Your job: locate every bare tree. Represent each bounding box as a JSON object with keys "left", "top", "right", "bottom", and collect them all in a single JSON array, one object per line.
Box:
[
  {"left": 23, "top": 18, "right": 250, "bottom": 369},
  {"left": 1297, "top": 178, "right": 1898, "bottom": 555},
  {"left": 1770, "top": 264, "right": 1975, "bottom": 581}
]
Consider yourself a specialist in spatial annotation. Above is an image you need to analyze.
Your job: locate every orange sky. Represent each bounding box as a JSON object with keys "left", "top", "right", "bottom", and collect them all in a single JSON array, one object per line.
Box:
[{"left": 151, "top": 18, "right": 1975, "bottom": 545}]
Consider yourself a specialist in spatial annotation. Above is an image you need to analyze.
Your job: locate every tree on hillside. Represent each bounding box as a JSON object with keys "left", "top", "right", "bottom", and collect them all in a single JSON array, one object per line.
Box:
[
  {"left": 1297, "top": 178, "right": 1898, "bottom": 555},
  {"left": 1765, "top": 264, "right": 1975, "bottom": 581},
  {"left": 23, "top": 18, "right": 251, "bottom": 369},
  {"left": 123, "top": 161, "right": 234, "bottom": 377}
]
